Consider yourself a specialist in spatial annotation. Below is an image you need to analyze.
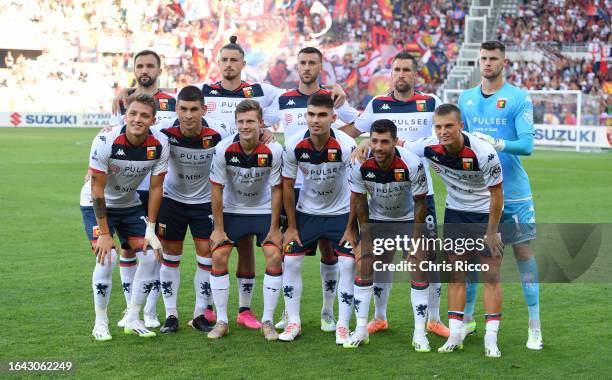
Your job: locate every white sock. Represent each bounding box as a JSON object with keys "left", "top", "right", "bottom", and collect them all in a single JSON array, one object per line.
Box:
[
  {"left": 336, "top": 256, "right": 354, "bottom": 329},
  {"left": 237, "top": 272, "right": 255, "bottom": 311},
  {"left": 410, "top": 281, "right": 429, "bottom": 334},
  {"left": 210, "top": 272, "right": 230, "bottom": 323},
  {"left": 127, "top": 249, "right": 157, "bottom": 323},
  {"left": 448, "top": 311, "right": 464, "bottom": 340},
  {"left": 485, "top": 314, "right": 501, "bottom": 341},
  {"left": 262, "top": 272, "right": 283, "bottom": 323},
  {"left": 144, "top": 260, "right": 161, "bottom": 316},
  {"left": 372, "top": 282, "right": 392, "bottom": 321},
  {"left": 282, "top": 255, "right": 304, "bottom": 326},
  {"left": 320, "top": 261, "right": 338, "bottom": 317},
  {"left": 354, "top": 281, "right": 373, "bottom": 337},
  {"left": 92, "top": 249, "right": 117, "bottom": 323},
  {"left": 194, "top": 256, "right": 213, "bottom": 318},
  {"left": 427, "top": 282, "right": 442, "bottom": 322},
  {"left": 160, "top": 253, "right": 181, "bottom": 318},
  {"left": 119, "top": 255, "right": 137, "bottom": 306}
]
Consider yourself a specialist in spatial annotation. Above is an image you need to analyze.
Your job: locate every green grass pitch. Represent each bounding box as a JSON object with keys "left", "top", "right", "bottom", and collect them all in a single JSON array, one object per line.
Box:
[{"left": 1, "top": 128, "right": 611, "bottom": 378}]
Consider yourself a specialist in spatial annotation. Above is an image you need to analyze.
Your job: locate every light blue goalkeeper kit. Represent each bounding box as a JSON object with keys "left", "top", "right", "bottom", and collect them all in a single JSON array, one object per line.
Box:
[{"left": 458, "top": 82, "right": 540, "bottom": 325}]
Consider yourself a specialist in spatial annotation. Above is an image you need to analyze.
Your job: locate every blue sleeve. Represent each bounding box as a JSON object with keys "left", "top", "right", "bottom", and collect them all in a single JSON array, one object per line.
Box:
[
  {"left": 502, "top": 92, "right": 534, "bottom": 156},
  {"left": 457, "top": 92, "right": 470, "bottom": 131}
]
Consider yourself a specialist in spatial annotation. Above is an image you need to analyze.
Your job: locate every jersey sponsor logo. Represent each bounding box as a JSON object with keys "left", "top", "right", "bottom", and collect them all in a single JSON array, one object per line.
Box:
[
  {"left": 365, "top": 171, "right": 376, "bottom": 179},
  {"left": 462, "top": 158, "right": 473, "bottom": 170},
  {"left": 159, "top": 99, "right": 169, "bottom": 110},
  {"left": 381, "top": 103, "right": 391, "bottom": 110},
  {"left": 471, "top": 117, "right": 507, "bottom": 125},
  {"left": 147, "top": 146, "right": 157, "bottom": 160},
  {"left": 286, "top": 99, "right": 296, "bottom": 106},
  {"left": 523, "top": 109, "right": 534, "bottom": 124},
  {"left": 257, "top": 154, "right": 268, "bottom": 167},
  {"left": 243, "top": 87, "right": 254, "bottom": 98},
  {"left": 300, "top": 152, "right": 310, "bottom": 160},
  {"left": 394, "top": 168, "right": 406, "bottom": 181},
  {"left": 327, "top": 149, "right": 338, "bottom": 162},
  {"left": 285, "top": 113, "right": 293, "bottom": 124},
  {"left": 416, "top": 100, "right": 427, "bottom": 112},
  {"left": 116, "top": 149, "right": 126, "bottom": 156},
  {"left": 206, "top": 102, "right": 216, "bottom": 112},
  {"left": 496, "top": 98, "right": 507, "bottom": 109}
]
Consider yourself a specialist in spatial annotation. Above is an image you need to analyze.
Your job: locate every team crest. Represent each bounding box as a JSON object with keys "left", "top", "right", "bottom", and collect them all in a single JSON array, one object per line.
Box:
[
  {"left": 394, "top": 168, "right": 406, "bottom": 181},
  {"left": 243, "top": 87, "right": 254, "bottom": 98},
  {"left": 327, "top": 149, "right": 338, "bottom": 162},
  {"left": 257, "top": 154, "right": 268, "bottom": 167},
  {"left": 462, "top": 158, "right": 474, "bottom": 170},
  {"left": 92, "top": 225, "right": 100, "bottom": 238},
  {"left": 159, "top": 99, "right": 169, "bottom": 110},
  {"left": 158, "top": 223, "right": 166, "bottom": 237},
  {"left": 416, "top": 100, "right": 427, "bottom": 112},
  {"left": 202, "top": 136, "right": 213, "bottom": 148},
  {"left": 147, "top": 146, "right": 156, "bottom": 160},
  {"left": 496, "top": 98, "right": 507, "bottom": 109}
]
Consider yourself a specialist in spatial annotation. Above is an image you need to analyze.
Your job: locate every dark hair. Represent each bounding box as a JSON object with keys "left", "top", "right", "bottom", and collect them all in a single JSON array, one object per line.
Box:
[
  {"left": 433, "top": 103, "right": 462, "bottom": 122},
  {"left": 370, "top": 119, "right": 397, "bottom": 140},
  {"left": 307, "top": 93, "right": 334, "bottom": 110},
  {"left": 298, "top": 46, "right": 323, "bottom": 62},
  {"left": 133, "top": 50, "right": 161, "bottom": 67},
  {"left": 220, "top": 36, "right": 245, "bottom": 56},
  {"left": 177, "top": 85, "right": 204, "bottom": 105},
  {"left": 480, "top": 41, "right": 506, "bottom": 54},
  {"left": 235, "top": 99, "right": 262, "bottom": 119},
  {"left": 126, "top": 93, "right": 157, "bottom": 116},
  {"left": 392, "top": 50, "right": 418, "bottom": 70}
]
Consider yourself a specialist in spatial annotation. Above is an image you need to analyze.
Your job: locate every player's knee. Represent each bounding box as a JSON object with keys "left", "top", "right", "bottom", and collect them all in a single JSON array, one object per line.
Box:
[
  {"left": 337, "top": 255, "right": 354, "bottom": 273},
  {"left": 264, "top": 250, "right": 282, "bottom": 269}
]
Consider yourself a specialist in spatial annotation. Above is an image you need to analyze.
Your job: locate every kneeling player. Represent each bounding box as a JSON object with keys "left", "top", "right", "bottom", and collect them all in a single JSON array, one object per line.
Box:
[
  {"left": 208, "top": 100, "right": 284, "bottom": 340},
  {"left": 280, "top": 93, "right": 357, "bottom": 344},
  {"left": 153, "top": 86, "right": 233, "bottom": 333},
  {"left": 344, "top": 119, "right": 431, "bottom": 351},
  {"left": 80, "top": 94, "right": 169, "bottom": 340},
  {"left": 405, "top": 104, "right": 504, "bottom": 357}
]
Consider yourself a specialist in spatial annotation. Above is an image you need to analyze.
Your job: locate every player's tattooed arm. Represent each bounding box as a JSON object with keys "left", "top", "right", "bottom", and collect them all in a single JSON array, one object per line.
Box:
[{"left": 90, "top": 171, "right": 114, "bottom": 264}]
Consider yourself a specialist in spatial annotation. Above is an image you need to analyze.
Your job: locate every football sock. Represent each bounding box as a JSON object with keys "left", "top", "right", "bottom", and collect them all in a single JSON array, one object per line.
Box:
[
  {"left": 262, "top": 270, "right": 283, "bottom": 323},
  {"left": 210, "top": 271, "right": 230, "bottom": 323},
  {"left": 194, "top": 256, "right": 213, "bottom": 318},
  {"left": 373, "top": 282, "right": 392, "bottom": 321},
  {"left": 354, "top": 279, "right": 373, "bottom": 337},
  {"left": 127, "top": 249, "right": 157, "bottom": 322},
  {"left": 159, "top": 253, "right": 181, "bottom": 318},
  {"left": 336, "top": 256, "right": 354, "bottom": 329},
  {"left": 427, "top": 282, "right": 442, "bottom": 322},
  {"left": 92, "top": 249, "right": 117, "bottom": 323},
  {"left": 119, "top": 255, "right": 137, "bottom": 306},
  {"left": 411, "top": 281, "right": 429, "bottom": 334},
  {"left": 320, "top": 260, "right": 339, "bottom": 317},
  {"left": 517, "top": 257, "right": 540, "bottom": 328},
  {"left": 282, "top": 254, "right": 305, "bottom": 326},
  {"left": 448, "top": 311, "right": 464, "bottom": 339},
  {"left": 485, "top": 313, "right": 501, "bottom": 344},
  {"left": 144, "top": 260, "right": 161, "bottom": 316},
  {"left": 237, "top": 272, "right": 255, "bottom": 312}
]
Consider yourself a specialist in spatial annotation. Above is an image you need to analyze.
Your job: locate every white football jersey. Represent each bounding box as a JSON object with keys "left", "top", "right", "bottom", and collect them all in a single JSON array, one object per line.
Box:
[
  {"left": 80, "top": 126, "right": 169, "bottom": 208},
  {"left": 283, "top": 129, "right": 356, "bottom": 216},
  {"left": 196, "top": 81, "right": 281, "bottom": 128},
  {"left": 404, "top": 132, "right": 503, "bottom": 213},
  {"left": 156, "top": 117, "right": 233, "bottom": 204},
  {"left": 355, "top": 91, "right": 442, "bottom": 196},
  {"left": 209, "top": 134, "right": 283, "bottom": 214},
  {"left": 350, "top": 147, "right": 428, "bottom": 221}
]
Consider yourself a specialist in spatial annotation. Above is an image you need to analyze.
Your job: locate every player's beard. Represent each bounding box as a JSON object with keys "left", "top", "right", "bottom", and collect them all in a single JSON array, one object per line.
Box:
[
  {"left": 482, "top": 66, "right": 503, "bottom": 80},
  {"left": 222, "top": 71, "right": 239, "bottom": 81},
  {"left": 394, "top": 81, "right": 412, "bottom": 95},
  {"left": 299, "top": 73, "right": 318, "bottom": 86},
  {"left": 137, "top": 75, "right": 157, "bottom": 88}
]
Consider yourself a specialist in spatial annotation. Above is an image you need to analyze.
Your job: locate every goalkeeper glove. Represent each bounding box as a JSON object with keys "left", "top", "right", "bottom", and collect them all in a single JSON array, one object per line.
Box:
[{"left": 472, "top": 131, "right": 505, "bottom": 151}]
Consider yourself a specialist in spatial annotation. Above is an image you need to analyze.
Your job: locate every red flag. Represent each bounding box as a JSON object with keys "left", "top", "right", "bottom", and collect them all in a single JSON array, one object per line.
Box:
[
  {"left": 343, "top": 69, "right": 358, "bottom": 89},
  {"left": 601, "top": 47, "right": 608, "bottom": 74},
  {"left": 334, "top": 0, "right": 348, "bottom": 18},
  {"left": 371, "top": 26, "right": 391, "bottom": 50},
  {"left": 377, "top": 0, "right": 393, "bottom": 20},
  {"left": 192, "top": 47, "right": 207, "bottom": 78}
]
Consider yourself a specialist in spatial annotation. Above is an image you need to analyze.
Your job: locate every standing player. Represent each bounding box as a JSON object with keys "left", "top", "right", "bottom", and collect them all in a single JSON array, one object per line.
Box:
[
  {"left": 280, "top": 93, "right": 357, "bottom": 344},
  {"left": 207, "top": 100, "right": 284, "bottom": 340},
  {"left": 344, "top": 119, "right": 431, "bottom": 351},
  {"left": 343, "top": 51, "right": 448, "bottom": 338},
  {"left": 154, "top": 86, "right": 233, "bottom": 333},
  {"left": 80, "top": 94, "right": 169, "bottom": 340},
  {"left": 458, "top": 41, "right": 542, "bottom": 350},
  {"left": 404, "top": 104, "right": 505, "bottom": 358},
  {"left": 112, "top": 50, "right": 176, "bottom": 329},
  {"left": 265, "top": 46, "right": 358, "bottom": 332}
]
